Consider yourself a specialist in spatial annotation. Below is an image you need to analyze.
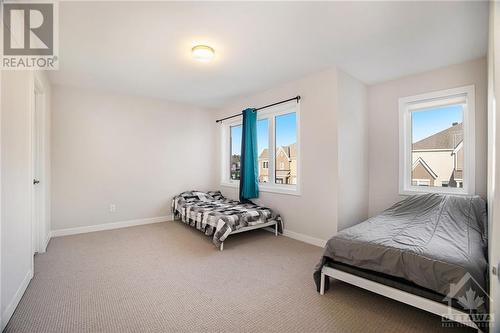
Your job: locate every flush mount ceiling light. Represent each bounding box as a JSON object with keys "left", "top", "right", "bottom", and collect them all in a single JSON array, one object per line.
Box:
[{"left": 192, "top": 45, "right": 215, "bottom": 62}]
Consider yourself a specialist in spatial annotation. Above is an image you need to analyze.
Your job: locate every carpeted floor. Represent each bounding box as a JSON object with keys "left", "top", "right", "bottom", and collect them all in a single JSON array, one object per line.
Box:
[{"left": 5, "top": 221, "right": 473, "bottom": 333}]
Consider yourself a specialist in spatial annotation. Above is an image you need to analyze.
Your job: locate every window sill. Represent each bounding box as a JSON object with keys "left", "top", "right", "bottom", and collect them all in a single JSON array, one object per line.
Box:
[
  {"left": 220, "top": 182, "right": 301, "bottom": 196},
  {"left": 220, "top": 182, "right": 238, "bottom": 189},
  {"left": 399, "top": 186, "right": 472, "bottom": 196}
]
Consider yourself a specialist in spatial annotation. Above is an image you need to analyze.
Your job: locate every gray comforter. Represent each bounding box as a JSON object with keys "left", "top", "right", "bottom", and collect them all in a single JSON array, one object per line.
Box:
[{"left": 315, "top": 194, "right": 488, "bottom": 310}]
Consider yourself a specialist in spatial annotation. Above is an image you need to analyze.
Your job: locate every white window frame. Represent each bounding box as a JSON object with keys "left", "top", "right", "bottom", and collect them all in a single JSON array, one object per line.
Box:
[
  {"left": 399, "top": 85, "right": 475, "bottom": 195},
  {"left": 220, "top": 101, "right": 300, "bottom": 196}
]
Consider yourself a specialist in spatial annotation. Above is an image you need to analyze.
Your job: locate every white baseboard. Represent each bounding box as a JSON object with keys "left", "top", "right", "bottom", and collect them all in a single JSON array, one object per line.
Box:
[
  {"left": 263, "top": 227, "right": 327, "bottom": 247},
  {"left": 282, "top": 229, "right": 327, "bottom": 247},
  {"left": 50, "top": 215, "right": 325, "bottom": 247},
  {"left": 50, "top": 215, "right": 173, "bottom": 238},
  {"left": 40, "top": 232, "right": 51, "bottom": 253},
  {"left": 1, "top": 269, "right": 33, "bottom": 331}
]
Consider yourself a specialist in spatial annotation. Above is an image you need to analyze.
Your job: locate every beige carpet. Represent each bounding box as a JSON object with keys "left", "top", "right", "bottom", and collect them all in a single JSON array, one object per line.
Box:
[{"left": 5, "top": 221, "right": 472, "bottom": 333}]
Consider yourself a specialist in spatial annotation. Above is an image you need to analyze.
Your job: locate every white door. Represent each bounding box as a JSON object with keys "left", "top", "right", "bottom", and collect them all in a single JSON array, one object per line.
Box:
[{"left": 32, "top": 87, "right": 43, "bottom": 255}]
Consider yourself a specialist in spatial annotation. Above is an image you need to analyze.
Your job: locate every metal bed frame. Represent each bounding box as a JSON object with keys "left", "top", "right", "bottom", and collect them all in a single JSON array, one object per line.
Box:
[
  {"left": 172, "top": 214, "right": 279, "bottom": 251},
  {"left": 320, "top": 265, "right": 482, "bottom": 332},
  {"left": 218, "top": 220, "right": 279, "bottom": 251}
]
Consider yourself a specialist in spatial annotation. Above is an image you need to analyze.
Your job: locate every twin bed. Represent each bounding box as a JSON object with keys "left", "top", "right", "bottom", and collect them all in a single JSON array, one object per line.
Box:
[
  {"left": 172, "top": 190, "right": 282, "bottom": 250},
  {"left": 315, "top": 193, "right": 488, "bottom": 331}
]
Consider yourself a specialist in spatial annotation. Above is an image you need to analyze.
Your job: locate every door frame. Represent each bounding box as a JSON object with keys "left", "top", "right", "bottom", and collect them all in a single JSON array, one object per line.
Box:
[
  {"left": 488, "top": 1, "right": 500, "bottom": 328},
  {"left": 0, "top": 53, "right": 3, "bottom": 331}
]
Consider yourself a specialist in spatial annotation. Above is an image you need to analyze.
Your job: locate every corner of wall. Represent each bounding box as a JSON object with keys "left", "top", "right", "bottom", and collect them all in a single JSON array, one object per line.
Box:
[{"left": 336, "top": 69, "right": 369, "bottom": 230}]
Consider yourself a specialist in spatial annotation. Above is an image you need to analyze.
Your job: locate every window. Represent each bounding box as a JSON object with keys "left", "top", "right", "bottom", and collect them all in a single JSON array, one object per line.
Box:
[
  {"left": 275, "top": 112, "right": 297, "bottom": 185},
  {"left": 258, "top": 119, "right": 269, "bottom": 183},
  {"left": 399, "top": 85, "right": 475, "bottom": 195},
  {"left": 221, "top": 102, "right": 300, "bottom": 195},
  {"left": 230, "top": 125, "right": 242, "bottom": 180}
]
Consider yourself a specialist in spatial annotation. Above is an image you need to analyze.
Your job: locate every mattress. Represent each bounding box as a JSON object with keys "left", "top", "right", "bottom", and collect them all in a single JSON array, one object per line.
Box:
[{"left": 315, "top": 193, "right": 488, "bottom": 313}]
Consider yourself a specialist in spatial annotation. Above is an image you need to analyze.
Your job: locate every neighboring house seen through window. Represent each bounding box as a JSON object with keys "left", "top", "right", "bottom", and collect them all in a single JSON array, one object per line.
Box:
[
  {"left": 222, "top": 102, "right": 299, "bottom": 195},
  {"left": 229, "top": 125, "right": 242, "bottom": 180},
  {"left": 257, "top": 119, "right": 269, "bottom": 183},
  {"left": 399, "top": 86, "right": 475, "bottom": 195}
]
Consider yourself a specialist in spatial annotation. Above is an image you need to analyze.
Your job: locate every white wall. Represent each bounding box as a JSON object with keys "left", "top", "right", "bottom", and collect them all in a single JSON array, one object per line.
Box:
[
  {"left": 1, "top": 70, "right": 51, "bottom": 329},
  {"left": 214, "top": 69, "right": 339, "bottom": 244},
  {"left": 487, "top": 1, "right": 500, "bottom": 329},
  {"left": 51, "top": 85, "right": 216, "bottom": 232},
  {"left": 337, "top": 70, "right": 368, "bottom": 230},
  {"left": 367, "top": 57, "right": 488, "bottom": 215}
]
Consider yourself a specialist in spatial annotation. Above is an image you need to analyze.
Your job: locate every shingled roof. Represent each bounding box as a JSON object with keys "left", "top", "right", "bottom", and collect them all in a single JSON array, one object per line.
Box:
[
  {"left": 259, "top": 143, "right": 297, "bottom": 159},
  {"left": 413, "top": 123, "right": 463, "bottom": 150}
]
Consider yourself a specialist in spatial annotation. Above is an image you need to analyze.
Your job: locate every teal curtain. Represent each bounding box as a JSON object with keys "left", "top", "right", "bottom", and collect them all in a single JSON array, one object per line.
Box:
[{"left": 239, "top": 108, "right": 259, "bottom": 201}]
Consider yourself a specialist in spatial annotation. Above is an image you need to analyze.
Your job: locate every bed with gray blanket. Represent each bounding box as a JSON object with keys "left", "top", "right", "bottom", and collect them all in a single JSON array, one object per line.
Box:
[
  {"left": 172, "top": 191, "right": 283, "bottom": 249},
  {"left": 314, "top": 193, "right": 488, "bottom": 318}
]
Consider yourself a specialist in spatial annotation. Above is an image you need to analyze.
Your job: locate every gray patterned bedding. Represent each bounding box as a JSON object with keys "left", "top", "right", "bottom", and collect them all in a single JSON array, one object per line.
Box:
[
  {"left": 172, "top": 191, "right": 283, "bottom": 246},
  {"left": 315, "top": 193, "right": 488, "bottom": 313}
]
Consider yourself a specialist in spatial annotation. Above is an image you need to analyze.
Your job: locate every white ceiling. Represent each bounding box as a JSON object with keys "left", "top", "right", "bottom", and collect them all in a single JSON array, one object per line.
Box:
[{"left": 50, "top": 1, "right": 489, "bottom": 108}]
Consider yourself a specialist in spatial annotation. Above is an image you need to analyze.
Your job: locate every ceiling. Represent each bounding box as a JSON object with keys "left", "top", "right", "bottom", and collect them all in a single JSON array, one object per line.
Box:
[{"left": 50, "top": 1, "right": 489, "bottom": 108}]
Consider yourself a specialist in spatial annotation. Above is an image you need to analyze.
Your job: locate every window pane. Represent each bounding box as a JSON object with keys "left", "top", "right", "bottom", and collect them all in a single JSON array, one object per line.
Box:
[
  {"left": 230, "top": 125, "right": 242, "bottom": 180},
  {"left": 411, "top": 104, "right": 464, "bottom": 188},
  {"left": 275, "top": 112, "right": 297, "bottom": 185},
  {"left": 257, "top": 119, "right": 269, "bottom": 183}
]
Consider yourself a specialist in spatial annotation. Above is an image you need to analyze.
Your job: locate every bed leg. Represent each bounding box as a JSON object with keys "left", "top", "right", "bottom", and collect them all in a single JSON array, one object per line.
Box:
[
  {"left": 220, "top": 242, "right": 224, "bottom": 251},
  {"left": 320, "top": 272, "right": 326, "bottom": 295},
  {"left": 275, "top": 222, "right": 278, "bottom": 236}
]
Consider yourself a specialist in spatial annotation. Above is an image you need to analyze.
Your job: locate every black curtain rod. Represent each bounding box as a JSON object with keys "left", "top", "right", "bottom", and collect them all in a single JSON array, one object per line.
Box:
[{"left": 215, "top": 95, "right": 301, "bottom": 123}]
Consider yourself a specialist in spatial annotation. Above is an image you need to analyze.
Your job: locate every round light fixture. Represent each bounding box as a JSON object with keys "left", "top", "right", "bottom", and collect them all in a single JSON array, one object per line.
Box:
[{"left": 192, "top": 45, "right": 215, "bottom": 62}]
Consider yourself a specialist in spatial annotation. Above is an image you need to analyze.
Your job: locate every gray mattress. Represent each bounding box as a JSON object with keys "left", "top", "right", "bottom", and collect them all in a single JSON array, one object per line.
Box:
[{"left": 315, "top": 194, "right": 488, "bottom": 310}]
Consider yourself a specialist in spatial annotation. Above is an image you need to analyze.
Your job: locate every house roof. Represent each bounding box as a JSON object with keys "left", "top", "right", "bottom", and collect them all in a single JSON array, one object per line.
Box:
[
  {"left": 412, "top": 157, "right": 438, "bottom": 179},
  {"left": 413, "top": 122, "right": 463, "bottom": 150},
  {"left": 259, "top": 148, "right": 269, "bottom": 159},
  {"left": 259, "top": 143, "right": 297, "bottom": 160},
  {"left": 452, "top": 141, "right": 463, "bottom": 156}
]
